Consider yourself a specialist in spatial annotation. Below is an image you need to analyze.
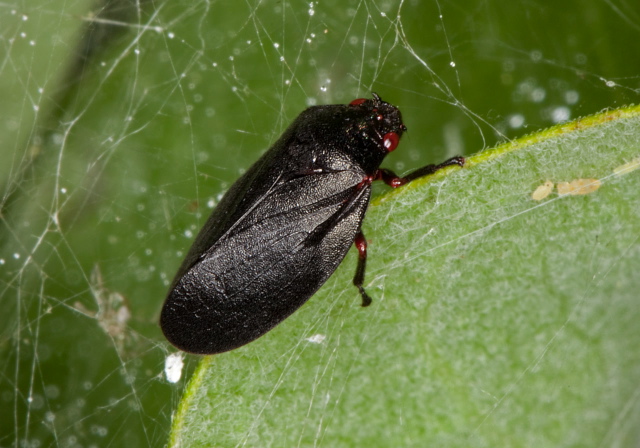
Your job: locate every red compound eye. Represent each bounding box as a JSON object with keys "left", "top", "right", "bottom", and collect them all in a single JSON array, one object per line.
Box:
[
  {"left": 382, "top": 132, "right": 400, "bottom": 152},
  {"left": 349, "top": 98, "right": 367, "bottom": 106}
]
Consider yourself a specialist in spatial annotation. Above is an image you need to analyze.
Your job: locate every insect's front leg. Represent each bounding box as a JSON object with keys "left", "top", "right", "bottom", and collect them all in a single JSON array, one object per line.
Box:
[
  {"left": 376, "top": 156, "right": 465, "bottom": 188},
  {"left": 353, "top": 230, "right": 372, "bottom": 307}
]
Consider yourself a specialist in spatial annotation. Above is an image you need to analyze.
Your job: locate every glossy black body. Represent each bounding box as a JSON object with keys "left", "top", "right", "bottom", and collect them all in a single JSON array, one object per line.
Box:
[{"left": 161, "top": 95, "right": 406, "bottom": 354}]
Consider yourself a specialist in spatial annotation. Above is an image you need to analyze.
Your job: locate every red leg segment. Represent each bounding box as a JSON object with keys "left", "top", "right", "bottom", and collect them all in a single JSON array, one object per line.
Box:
[{"left": 353, "top": 230, "right": 372, "bottom": 307}]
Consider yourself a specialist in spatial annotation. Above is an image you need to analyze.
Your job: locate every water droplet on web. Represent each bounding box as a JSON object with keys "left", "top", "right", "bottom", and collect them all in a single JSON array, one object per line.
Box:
[
  {"left": 508, "top": 114, "right": 525, "bottom": 129},
  {"left": 530, "top": 50, "right": 542, "bottom": 62},
  {"left": 564, "top": 90, "right": 579, "bottom": 104},
  {"left": 91, "top": 425, "right": 108, "bottom": 437},
  {"left": 575, "top": 53, "right": 587, "bottom": 64},
  {"left": 531, "top": 87, "right": 546, "bottom": 102},
  {"left": 551, "top": 106, "right": 570, "bottom": 123},
  {"left": 45, "top": 385, "right": 60, "bottom": 399}
]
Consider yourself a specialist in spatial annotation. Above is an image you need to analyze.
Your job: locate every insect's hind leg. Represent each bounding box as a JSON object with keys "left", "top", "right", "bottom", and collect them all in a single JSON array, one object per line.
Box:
[{"left": 353, "top": 230, "right": 372, "bottom": 307}]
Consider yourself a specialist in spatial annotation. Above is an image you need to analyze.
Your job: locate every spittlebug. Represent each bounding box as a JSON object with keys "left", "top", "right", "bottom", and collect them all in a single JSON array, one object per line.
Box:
[{"left": 160, "top": 93, "right": 464, "bottom": 354}]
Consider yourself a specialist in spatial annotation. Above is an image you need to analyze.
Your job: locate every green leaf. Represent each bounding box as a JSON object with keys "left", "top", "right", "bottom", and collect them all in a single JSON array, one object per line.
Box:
[
  {"left": 169, "top": 106, "right": 640, "bottom": 447},
  {"left": 4, "top": 2, "right": 640, "bottom": 445}
]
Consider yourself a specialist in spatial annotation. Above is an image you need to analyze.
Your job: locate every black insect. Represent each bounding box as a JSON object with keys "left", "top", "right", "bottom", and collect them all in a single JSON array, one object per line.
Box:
[{"left": 160, "top": 93, "right": 464, "bottom": 354}]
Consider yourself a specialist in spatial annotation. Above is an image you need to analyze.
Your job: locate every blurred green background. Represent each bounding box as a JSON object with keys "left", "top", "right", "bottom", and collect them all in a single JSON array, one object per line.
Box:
[{"left": 1, "top": 0, "right": 639, "bottom": 446}]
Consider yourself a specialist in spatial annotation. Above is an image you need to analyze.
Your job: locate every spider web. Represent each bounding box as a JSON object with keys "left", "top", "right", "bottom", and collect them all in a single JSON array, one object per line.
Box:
[{"left": 1, "top": 0, "right": 639, "bottom": 446}]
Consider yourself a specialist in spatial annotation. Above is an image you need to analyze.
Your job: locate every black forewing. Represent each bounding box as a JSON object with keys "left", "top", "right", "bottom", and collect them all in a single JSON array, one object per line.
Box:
[
  {"left": 167, "top": 145, "right": 285, "bottom": 289},
  {"left": 161, "top": 167, "right": 371, "bottom": 354}
]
